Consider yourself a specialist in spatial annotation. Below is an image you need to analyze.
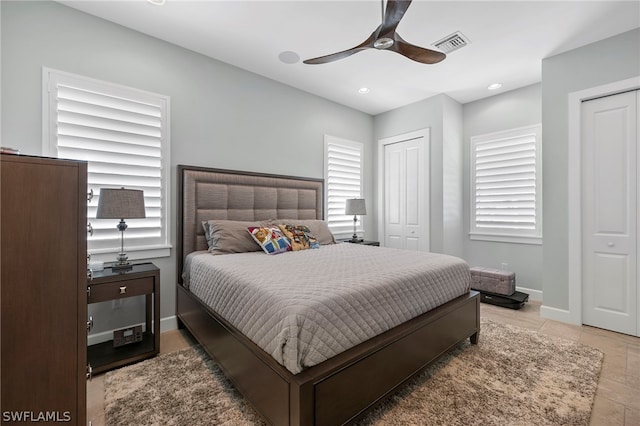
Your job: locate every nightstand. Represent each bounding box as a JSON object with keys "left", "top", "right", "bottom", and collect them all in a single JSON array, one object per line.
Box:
[
  {"left": 87, "top": 262, "right": 160, "bottom": 374},
  {"left": 342, "top": 239, "right": 380, "bottom": 246}
]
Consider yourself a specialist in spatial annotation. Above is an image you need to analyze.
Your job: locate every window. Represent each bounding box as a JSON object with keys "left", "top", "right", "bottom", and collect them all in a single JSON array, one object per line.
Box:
[
  {"left": 324, "top": 135, "right": 364, "bottom": 240},
  {"left": 43, "top": 68, "right": 171, "bottom": 259},
  {"left": 470, "top": 124, "right": 542, "bottom": 244}
]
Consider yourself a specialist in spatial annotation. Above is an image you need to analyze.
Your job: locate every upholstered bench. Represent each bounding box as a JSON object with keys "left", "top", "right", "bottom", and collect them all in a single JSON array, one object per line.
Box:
[{"left": 470, "top": 266, "right": 515, "bottom": 296}]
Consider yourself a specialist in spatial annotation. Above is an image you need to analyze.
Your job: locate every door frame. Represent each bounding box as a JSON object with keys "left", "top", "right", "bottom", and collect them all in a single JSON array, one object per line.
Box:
[
  {"left": 377, "top": 128, "right": 430, "bottom": 248},
  {"left": 567, "top": 76, "right": 640, "bottom": 326}
]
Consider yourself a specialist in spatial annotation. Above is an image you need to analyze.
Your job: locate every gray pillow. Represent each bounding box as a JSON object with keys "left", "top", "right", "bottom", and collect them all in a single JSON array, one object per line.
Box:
[{"left": 201, "top": 220, "right": 263, "bottom": 254}]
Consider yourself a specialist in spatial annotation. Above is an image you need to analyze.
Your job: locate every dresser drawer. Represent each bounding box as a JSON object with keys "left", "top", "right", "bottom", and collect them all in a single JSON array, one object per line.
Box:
[{"left": 88, "top": 277, "right": 154, "bottom": 303}]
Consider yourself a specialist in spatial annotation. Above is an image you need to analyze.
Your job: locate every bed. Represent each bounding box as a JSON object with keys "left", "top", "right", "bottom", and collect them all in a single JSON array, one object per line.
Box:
[{"left": 176, "top": 165, "right": 480, "bottom": 426}]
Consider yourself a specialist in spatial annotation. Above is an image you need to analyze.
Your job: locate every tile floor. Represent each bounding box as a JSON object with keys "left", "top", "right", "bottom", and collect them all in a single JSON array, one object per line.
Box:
[{"left": 87, "top": 301, "right": 640, "bottom": 426}]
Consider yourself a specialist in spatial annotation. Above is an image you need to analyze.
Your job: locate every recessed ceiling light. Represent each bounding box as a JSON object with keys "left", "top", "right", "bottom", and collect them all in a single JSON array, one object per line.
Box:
[
  {"left": 358, "top": 87, "right": 370, "bottom": 94},
  {"left": 278, "top": 51, "right": 300, "bottom": 64},
  {"left": 487, "top": 83, "right": 503, "bottom": 90},
  {"left": 147, "top": 0, "right": 166, "bottom": 5}
]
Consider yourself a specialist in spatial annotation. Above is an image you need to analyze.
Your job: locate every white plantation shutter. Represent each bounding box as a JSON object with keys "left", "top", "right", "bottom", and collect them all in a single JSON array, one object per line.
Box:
[
  {"left": 324, "top": 136, "right": 364, "bottom": 240},
  {"left": 43, "top": 69, "right": 171, "bottom": 257},
  {"left": 470, "top": 124, "right": 542, "bottom": 244}
]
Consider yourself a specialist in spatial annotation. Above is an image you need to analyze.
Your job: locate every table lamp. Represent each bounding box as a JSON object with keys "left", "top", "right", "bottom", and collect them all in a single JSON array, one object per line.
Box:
[
  {"left": 96, "top": 187, "right": 146, "bottom": 271},
  {"left": 345, "top": 198, "right": 366, "bottom": 243}
]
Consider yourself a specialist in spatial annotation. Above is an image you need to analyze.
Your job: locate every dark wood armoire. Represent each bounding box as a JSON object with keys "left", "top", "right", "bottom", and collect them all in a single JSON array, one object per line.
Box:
[{"left": 1, "top": 154, "right": 87, "bottom": 425}]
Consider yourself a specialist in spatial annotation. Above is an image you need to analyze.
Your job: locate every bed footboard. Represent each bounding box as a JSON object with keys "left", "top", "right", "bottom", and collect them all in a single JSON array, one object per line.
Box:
[{"left": 177, "top": 285, "right": 480, "bottom": 426}]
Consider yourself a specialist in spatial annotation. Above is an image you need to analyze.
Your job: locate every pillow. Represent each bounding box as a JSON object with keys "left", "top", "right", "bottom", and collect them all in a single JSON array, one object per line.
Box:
[
  {"left": 278, "top": 224, "right": 320, "bottom": 251},
  {"left": 248, "top": 227, "right": 291, "bottom": 255},
  {"left": 271, "top": 219, "right": 336, "bottom": 245},
  {"left": 201, "top": 220, "right": 263, "bottom": 254}
]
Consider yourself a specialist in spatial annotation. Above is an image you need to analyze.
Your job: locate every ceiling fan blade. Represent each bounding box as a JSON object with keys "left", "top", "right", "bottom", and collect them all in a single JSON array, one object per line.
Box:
[
  {"left": 391, "top": 33, "right": 446, "bottom": 64},
  {"left": 303, "top": 30, "right": 377, "bottom": 65},
  {"left": 378, "top": 0, "right": 412, "bottom": 36}
]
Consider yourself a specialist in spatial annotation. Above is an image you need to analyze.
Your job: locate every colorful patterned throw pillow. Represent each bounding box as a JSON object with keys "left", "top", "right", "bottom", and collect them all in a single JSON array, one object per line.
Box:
[
  {"left": 248, "top": 227, "right": 291, "bottom": 255},
  {"left": 277, "top": 224, "right": 320, "bottom": 251}
]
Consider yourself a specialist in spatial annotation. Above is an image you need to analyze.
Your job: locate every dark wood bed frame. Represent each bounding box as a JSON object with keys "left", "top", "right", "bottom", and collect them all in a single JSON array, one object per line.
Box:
[{"left": 176, "top": 165, "right": 480, "bottom": 426}]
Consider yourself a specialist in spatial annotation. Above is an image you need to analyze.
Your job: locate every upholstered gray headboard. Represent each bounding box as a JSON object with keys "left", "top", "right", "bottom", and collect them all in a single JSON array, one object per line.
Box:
[{"left": 177, "top": 165, "right": 324, "bottom": 284}]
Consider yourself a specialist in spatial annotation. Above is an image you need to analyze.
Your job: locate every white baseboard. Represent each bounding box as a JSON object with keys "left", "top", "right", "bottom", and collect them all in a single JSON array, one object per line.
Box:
[
  {"left": 161, "top": 315, "right": 178, "bottom": 332},
  {"left": 540, "top": 305, "right": 576, "bottom": 324},
  {"left": 516, "top": 286, "right": 542, "bottom": 301},
  {"left": 513, "top": 287, "right": 579, "bottom": 326},
  {"left": 88, "top": 315, "right": 178, "bottom": 346}
]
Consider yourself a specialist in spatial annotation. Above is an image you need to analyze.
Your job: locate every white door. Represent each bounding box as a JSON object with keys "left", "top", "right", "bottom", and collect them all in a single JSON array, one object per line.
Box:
[
  {"left": 582, "top": 90, "right": 639, "bottom": 336},
  {"left": 382, "top": 131, "right": 429, "bottom": 251}
]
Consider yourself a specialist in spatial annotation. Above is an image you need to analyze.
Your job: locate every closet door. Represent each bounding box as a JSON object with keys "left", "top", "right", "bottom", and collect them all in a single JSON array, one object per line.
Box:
[
  {"left": 581, "top": 90, "right": 639, "bottom": 336},
  {"left": 1, "top": 155, "right": 87, "bottom": 423},
  {"left": 383, "top": 133, "right": 429, "bottom": 251}
]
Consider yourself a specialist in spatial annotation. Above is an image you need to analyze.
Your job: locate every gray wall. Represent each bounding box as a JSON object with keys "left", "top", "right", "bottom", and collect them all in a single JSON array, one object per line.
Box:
[
  {"left": 1, "top": 0, "right": 374, "bottom": 333},
  {"left": 541, "top": 28, "right": 640, "bottom": 311},
  {"left": 462, "top": 83, "right": 543, "bottom": 295},
  {"left": 373, "top": 93, "right": 464, "bottom": 256},
  {"left": 442, "top": 96, "right": 464, "bottom": 257}
]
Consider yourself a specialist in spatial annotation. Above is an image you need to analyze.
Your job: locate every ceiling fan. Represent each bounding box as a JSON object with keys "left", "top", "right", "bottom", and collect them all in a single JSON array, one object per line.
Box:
[{"left": 303, "top": 0, "right": 446, "bottom": 65}]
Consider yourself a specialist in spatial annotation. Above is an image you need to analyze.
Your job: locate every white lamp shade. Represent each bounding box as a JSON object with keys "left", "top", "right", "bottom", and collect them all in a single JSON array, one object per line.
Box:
[{"left": 345, "top": 198, "right": 366, "bottom": 216}]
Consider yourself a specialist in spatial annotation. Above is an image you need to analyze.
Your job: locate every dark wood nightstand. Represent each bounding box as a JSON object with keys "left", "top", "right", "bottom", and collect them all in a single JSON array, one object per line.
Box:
[
  {"left": 87, "top": 262, "right": 160, "bottom": 374},
  {"left": 342, "top": 239, "right": 380, "bottom": 246}
]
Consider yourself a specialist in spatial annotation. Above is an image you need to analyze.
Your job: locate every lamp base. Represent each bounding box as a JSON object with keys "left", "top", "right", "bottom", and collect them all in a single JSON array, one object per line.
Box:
[
  {"left": 111, "top": 263, "right": 133, "bottom": 272},
  {"left": 349, "top": 234, "right": 363, "bottom": 243},
  {"left": 349, "top": 215, "right": 363, "bottom": 243},
  {"left": 111, "top": 252, "right": 132, "bottom": 272}
]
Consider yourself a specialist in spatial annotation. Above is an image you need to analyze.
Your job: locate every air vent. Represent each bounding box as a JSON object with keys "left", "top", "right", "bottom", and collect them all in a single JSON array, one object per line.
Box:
[{"left": 433, "top": 31, "right": 470, "bottom": 54}]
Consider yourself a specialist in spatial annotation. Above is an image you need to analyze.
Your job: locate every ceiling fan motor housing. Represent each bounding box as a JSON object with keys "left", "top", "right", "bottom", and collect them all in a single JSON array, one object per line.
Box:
[{"left": 374, "top": 37, "right": 394, "bottom": 49}]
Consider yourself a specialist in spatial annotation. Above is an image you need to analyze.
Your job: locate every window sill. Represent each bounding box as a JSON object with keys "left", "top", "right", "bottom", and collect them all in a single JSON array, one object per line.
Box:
[
  {"left": 469, "top": 233, "right": 542, "bottom": 245},
  {"left": 88, "top": 244, "right": 172, "bottom": 263}
]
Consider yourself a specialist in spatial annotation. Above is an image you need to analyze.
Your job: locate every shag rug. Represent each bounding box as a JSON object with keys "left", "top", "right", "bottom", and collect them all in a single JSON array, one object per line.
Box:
[{"left": 104, "top": 320, "right": 603, "bottom": 425}]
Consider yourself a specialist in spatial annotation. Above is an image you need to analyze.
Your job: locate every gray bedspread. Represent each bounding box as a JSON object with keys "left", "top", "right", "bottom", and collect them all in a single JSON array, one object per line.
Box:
[{"left": 186, "top": 243, "right": 470, "bottom": 374}]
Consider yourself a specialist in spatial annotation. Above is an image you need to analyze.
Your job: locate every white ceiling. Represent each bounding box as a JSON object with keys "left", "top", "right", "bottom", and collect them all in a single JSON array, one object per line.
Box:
[{"left": 58, "top": 0, "right": 640, "bottom": 115}]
